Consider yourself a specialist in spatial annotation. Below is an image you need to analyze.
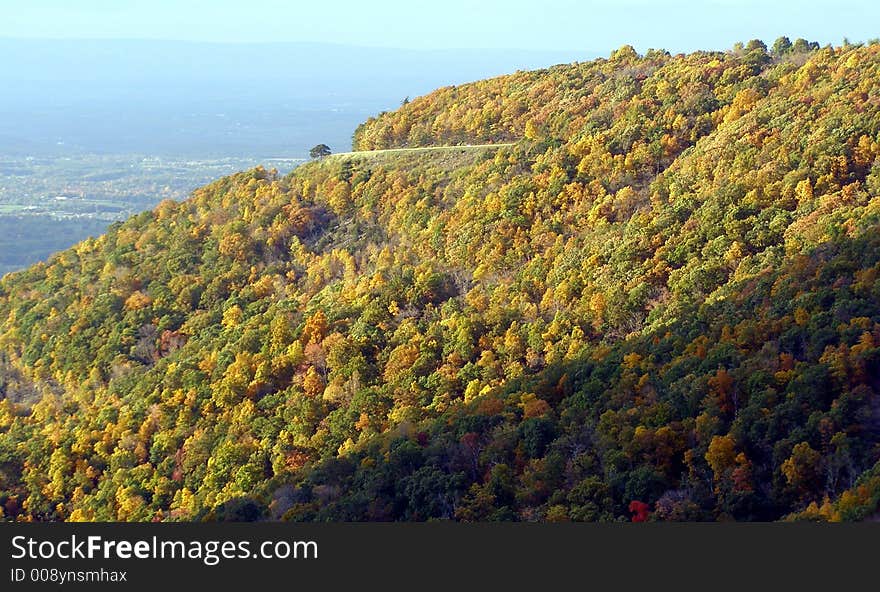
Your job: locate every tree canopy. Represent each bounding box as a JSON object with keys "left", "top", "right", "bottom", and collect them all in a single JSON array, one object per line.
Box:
[
  {"left": 1, "top": 40, "right": 880, "bottom": 523},
  {"left": 310, "top": 144, "right": 332, "bottom": 159}
]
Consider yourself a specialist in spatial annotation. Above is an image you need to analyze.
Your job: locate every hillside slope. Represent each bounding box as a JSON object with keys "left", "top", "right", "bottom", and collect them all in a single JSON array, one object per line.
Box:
[{"left": 1, "top": 41, "right": 880, "bottom": 522}]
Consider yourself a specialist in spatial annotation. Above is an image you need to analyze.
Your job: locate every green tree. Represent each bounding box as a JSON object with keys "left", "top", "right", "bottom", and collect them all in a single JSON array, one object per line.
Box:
[
  {"left": 772, "top": 36, "right": 792, "bottom": 55},
  {"left": 309, "top": 144, "right": 332, "bottom": 159}
]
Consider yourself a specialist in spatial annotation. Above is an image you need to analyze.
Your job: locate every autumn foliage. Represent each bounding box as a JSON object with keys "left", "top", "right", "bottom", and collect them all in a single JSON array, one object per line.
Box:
[{"left": 1, "top": 40, "right": 880, "bottom": 522}]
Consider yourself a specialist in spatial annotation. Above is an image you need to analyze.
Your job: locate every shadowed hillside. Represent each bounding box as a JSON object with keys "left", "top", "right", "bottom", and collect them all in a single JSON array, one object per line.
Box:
[{"left": 1, "top": 40, "right": 880, "bottom": 522}]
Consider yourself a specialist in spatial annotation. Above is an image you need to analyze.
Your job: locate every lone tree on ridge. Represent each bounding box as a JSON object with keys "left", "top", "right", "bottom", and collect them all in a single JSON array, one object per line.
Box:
[{"left": 310, "top": 144, "right": 332, "bottom": 159}]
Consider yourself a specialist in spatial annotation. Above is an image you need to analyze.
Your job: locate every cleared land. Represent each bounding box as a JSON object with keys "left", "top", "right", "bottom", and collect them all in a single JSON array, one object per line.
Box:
[{"left": 325, "top": 142, "right": 517, "bottom": 159}]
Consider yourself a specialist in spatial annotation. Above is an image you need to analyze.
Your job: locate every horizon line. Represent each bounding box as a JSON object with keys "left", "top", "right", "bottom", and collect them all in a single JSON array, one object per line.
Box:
[{"left": 0, "top": 35, "right": 599, "bottom": 55}]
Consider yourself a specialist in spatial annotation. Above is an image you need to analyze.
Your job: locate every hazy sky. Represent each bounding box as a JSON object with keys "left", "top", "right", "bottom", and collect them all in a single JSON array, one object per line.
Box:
[{"left": 0, "top": 0, "right": 875, "bottom": 53}]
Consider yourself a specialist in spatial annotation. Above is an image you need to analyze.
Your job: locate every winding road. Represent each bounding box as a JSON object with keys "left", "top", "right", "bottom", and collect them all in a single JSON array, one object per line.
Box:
[{"left": 324, "top": 142, "right": 518, "bottom": 159}]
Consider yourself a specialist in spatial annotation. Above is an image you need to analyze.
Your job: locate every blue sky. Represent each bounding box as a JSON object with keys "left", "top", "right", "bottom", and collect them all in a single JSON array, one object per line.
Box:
[{"left": 0, "top": 0, "right": 876, "bottom": 52}]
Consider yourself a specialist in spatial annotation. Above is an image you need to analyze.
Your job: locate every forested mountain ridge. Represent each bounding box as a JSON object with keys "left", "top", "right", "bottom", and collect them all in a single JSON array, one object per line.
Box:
[{"left": 2, "top": 40, "right": 880, "bottom": 522}]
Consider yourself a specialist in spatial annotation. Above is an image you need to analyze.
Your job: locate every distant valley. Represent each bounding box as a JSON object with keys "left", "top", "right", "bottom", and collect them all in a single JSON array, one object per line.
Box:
[{"left": 0, "top": 38, "right": 586, "bottom": 275}]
